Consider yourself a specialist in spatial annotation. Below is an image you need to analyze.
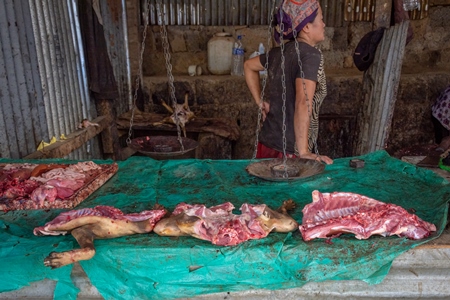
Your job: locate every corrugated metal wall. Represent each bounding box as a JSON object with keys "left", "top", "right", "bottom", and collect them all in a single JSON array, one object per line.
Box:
[
  {"left": 145, "top": 0, "right": 345, "bottom": 27},
  {"left": 0, "top": 0, "right": 130, "bottom": 159},
  {"left": 30, "top": 0, "right": 95, "bottom": 160},
  {"left": 0, "top": 0, "right": 91, "bottom": 159},
  {"left": 0, "top": 0, "right": 48, "bottom": 159}
]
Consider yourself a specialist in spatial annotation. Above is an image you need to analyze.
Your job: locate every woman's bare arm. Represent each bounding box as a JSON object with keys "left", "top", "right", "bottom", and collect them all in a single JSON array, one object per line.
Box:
[
  {"left": 244, "top": 56, "right": 270, "bottom": 119},
  {"left": 294, "top": 78, "right": 333, "bottom": 164}
]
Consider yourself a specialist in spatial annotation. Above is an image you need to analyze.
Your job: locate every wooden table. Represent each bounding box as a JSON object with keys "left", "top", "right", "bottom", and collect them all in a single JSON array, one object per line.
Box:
[{"left": 401, "top": 155, "right": 450, "bottom": 249}]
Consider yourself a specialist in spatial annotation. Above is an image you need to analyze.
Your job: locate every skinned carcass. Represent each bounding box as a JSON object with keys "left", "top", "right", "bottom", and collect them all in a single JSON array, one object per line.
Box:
[
  {"left": 299, "top": 190, "right": 436, "bottom": 241},
  {"left": 154, "top": 200, "right": 298, "bottom": 246},
  {"left": 34, "top": 205, "right": 166, "bottom": 268},
  {"left": 153, "top": 91, "right": 195, "bottom": 137}
]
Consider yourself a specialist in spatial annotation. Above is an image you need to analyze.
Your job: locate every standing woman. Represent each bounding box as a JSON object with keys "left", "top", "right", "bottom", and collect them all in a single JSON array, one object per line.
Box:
[{"left": 244, "top": 0, "right": 333, "bottom": 164}]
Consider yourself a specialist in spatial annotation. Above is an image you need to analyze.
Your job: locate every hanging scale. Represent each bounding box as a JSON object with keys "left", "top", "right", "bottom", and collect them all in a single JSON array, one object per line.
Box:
[
  {"left": 246, "top": 0, "right": 324, "bottom": 181},
  {"left": 127, "top": 0, "right": 198, "bottom": 159}
]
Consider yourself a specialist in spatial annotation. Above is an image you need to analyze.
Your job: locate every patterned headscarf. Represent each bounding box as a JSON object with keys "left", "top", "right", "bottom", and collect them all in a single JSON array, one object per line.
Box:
[{"left": 274, "top": 0, "right": 319, "bottom": 44}]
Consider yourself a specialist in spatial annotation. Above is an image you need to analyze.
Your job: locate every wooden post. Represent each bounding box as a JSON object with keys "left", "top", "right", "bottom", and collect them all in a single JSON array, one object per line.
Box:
[
  {"left": 355, "top": 21, "right": 410, "bottom": 155},
  {"left": 125, "top": 0, "right": 141, "bottom": 86},
  {"left": 96, "top": 99, "right": 123, "bottom": 160}
]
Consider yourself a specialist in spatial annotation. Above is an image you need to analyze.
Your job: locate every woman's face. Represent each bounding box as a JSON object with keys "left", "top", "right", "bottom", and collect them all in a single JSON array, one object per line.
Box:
[{"left": 309, "top": 6, "right": 326, "bottom": 44}]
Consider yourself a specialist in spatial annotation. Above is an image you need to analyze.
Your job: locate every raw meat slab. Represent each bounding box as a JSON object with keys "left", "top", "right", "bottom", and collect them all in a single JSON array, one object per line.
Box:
[{"left": 0, "top": 162, "right": 118, "bottom": 211}]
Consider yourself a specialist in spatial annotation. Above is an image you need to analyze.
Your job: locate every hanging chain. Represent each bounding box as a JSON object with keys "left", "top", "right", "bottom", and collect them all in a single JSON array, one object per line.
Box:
[
  {"left": 158, "top": 1, "right": 184, "bottom": 151},
  {"left": 279, "top": 8, "right": 289, "bottom": 178},
  {"left": 126, "top": 0, "right": 151, "bottom": 145},
  {"left": 293, "top": 30, "right": 320, "bottom": 156},
  {"left": 252, "top": 0, "right": 277, "bottom": 160}
]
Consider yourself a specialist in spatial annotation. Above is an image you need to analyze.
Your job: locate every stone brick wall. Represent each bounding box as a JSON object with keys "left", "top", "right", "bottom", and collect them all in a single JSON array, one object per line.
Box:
[
  {"left": 142, "top": 6, "right": 450, "bottom": 75},
  {"left": 134, "top": 6, "right": 450, "bottom": 159}
]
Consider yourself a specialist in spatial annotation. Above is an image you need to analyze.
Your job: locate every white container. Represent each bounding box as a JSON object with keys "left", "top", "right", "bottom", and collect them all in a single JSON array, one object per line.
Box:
[{"left": 207, "top": 32, "right": 234, "bottom": 75}]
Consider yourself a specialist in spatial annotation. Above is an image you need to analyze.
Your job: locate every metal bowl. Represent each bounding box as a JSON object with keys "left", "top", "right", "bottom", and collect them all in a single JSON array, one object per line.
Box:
[
  {"left": 246, "top": 158, "right": 325, "bottom": 181},
  {"left": 128, "top": 136, "right": 198, "bottom": 159}
]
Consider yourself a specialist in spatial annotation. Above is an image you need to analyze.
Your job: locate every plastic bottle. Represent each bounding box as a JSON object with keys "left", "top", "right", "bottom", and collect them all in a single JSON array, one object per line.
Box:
[
  {"left": 231, "top": 35, "right": 244, "bottom": 76},
  {"left": 403, "top": 0, "right": 419, "bottom": 11},
  {"left": 258, "top": 42, "right": 265, "bottom": 55},
  {"left": 258, "top": 43, "right": 267, "bottom": 77}
]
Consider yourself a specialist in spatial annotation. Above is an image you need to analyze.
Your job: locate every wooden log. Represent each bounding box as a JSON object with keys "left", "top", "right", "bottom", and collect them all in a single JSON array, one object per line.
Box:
[{"left": 24, "top": 116, "right": 107, "bottom": 159}]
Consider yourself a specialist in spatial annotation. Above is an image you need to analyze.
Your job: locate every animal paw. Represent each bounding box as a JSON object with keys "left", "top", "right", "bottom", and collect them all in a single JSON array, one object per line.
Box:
[
  {"left": 279, "top": 199, "right": 296, "bottom": 213},
  {"left": 44, "top": 251, "right": 72, "bottom": 269}
]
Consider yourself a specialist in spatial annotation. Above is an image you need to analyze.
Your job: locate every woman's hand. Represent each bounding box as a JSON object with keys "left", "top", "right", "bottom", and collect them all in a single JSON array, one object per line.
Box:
[
  {"left": 260, "top": 101, "right": 270, "bottom": 121},
  {"left": 299, "top": 152, "right": 333, "bottom": 165}
]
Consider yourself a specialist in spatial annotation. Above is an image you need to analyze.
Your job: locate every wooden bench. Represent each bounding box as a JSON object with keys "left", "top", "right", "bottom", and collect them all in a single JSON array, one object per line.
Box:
[
  {"left": 24, "top": 116, "right": 108, "bottom": 160},
  {"left": 116, "top": 110, "right": 240, "bottom": 159}
]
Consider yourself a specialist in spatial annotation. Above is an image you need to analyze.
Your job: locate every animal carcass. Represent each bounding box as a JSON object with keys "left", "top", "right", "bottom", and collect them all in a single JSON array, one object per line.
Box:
[
  {"left": 34, "top": 205, "right": 166, "bottom": 268},
  {"left": 154, "top": 200, "right": 298, "bottom": 246},
  {"left": 299, "top": 190, "right": 436, "bottom": 241},
  {"left": 153, "top": 91, "right": 195, "bottom": 137}
]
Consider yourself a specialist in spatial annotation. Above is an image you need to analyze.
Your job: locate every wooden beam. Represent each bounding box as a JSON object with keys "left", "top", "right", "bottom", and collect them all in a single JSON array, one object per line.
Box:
[{"left": 24, "top": 116, "right": 107, "bottom": 159}]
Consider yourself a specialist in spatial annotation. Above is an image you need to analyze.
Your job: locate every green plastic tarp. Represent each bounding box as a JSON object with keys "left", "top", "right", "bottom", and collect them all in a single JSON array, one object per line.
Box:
[{"left": 0, "top": 150, "right": 449, "bottom": 299}]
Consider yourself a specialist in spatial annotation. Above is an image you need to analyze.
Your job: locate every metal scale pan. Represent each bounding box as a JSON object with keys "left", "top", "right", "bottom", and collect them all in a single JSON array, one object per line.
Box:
[
  {"left": 246, "top": 158, "right": 325, "bottom": 182},
  {"left": 128, "top": 136, "right": 198, "bottom": 160}
]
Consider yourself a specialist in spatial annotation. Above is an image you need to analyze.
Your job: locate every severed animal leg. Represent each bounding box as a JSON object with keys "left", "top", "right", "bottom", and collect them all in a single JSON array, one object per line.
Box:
[
  {"left": 36, "top": 205, "right": 166, "bottom": 268},
  {"left": 183, "top": 91, "right": 189, "bottom": 111},
  {"left": 152, "top": 99, "right": 178, "bottom": 127},
  {"left": 160, "top": 99, "right": 174, "bottom": 114},
  {"left": 182, "top": 91, "right": 195, "bottom": 124},
  {"left": 41, "top": 216, "right": 163, "bottom": 268},
  {"left": 44, "top": 226, "right": 95, "bottom": 269},
  {"left": 257, "top": 200, "right": 298, "bottom": 233}
]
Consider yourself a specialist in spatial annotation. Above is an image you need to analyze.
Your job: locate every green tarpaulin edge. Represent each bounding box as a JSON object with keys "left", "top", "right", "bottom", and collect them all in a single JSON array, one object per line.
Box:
[{"left": 0, "top": 150, "right": 448, "bottom": 299}]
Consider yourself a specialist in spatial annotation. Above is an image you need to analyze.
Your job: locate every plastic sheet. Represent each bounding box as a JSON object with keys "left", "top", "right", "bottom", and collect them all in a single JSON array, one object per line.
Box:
[{"left": 0, "top": 151, "right": 449, "bottom": 299}]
